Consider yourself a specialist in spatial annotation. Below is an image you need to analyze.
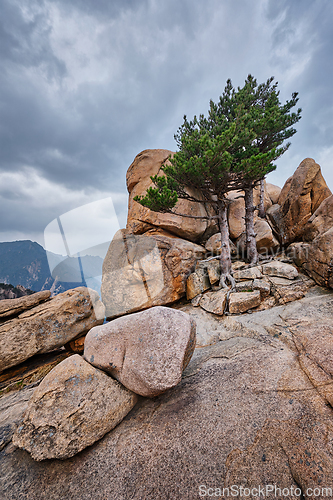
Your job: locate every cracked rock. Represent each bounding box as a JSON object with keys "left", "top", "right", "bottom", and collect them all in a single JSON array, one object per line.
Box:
[{"left": 12, "top": 355, "right": 137, "bottom": 460}]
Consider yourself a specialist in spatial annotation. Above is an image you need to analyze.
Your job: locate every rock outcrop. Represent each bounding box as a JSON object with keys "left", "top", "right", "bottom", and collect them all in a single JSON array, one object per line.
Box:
[
  {"left": 0, "top": 288, "right": 105, "bottom": 372},
  {"left": 288, "top": 194, "right": 333, "bottom": 289},
  {"left": 84, "top": 306, "right": 196, "bottom": 397},
  {"left": 101, "top": 229, "right": 205, "bottom": 320},
  {"left": 3, "top": 288, "right": 333, "bottom": 498},
  {"left": 270, "top": 158, "right": 331, "bottom": 245},
  {"left": 126, "top": 149, "right": 217, "bottom": 241},
  {"left": 12, "top": 355, "right": 138, "bottom": 460}
]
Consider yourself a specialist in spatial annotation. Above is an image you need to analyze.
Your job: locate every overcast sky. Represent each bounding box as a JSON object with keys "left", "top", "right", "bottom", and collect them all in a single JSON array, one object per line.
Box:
[{"left": 1, "top": 0, "right": 332, "bottom": 252}]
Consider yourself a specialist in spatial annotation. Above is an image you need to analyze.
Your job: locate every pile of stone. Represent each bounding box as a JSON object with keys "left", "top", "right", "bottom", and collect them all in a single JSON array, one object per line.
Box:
[
  {"left": 12, "top": 306, "right": 196, "bottom": 460},
  {"left": 187, "top": 258, "right": 315, "bottom": 316},
  {"left": 101, "top": 152, "right": 332, "bottom": 326}
]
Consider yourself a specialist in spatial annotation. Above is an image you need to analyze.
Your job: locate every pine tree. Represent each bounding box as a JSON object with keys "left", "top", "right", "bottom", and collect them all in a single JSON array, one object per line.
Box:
[{"left": 135, "top": 76, "right": 301, "bottom": 284}]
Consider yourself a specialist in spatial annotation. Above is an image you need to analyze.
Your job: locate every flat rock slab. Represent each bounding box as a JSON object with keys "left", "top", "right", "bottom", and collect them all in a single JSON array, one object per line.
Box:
[
  {"left": 199, "top": 289, "right": 228, "bottom": 315},
  {"left": 0, "top": 291, "right": 51, "bottom": 318},
  {"left": 0, "top": 287, "right": 105, "bottom": 372},
  {"left": 233, "top": 266, "right": 263, "bottom": 281},
  {"left": 12, "top": 355, "right": 138, "bottom": 460},
  {"left": 262, "top": 260, "right": 298, "bottom": 279},
  {"left": 229, "top": 291, "right": 261, "bottom": 314},
  {"left": 84, "top": 306, "right": 196, "bottom": 397}
]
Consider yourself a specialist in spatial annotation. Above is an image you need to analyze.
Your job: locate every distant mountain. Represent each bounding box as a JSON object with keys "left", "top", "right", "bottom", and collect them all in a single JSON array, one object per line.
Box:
[{"left": 0, "top": 240, "right": 103, "bottom": 296}]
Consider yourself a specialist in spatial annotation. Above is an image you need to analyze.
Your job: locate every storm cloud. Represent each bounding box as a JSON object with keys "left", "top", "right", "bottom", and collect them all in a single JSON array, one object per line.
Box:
[{"left": 1, "top": 0, "right": 332, "bottom": 246}]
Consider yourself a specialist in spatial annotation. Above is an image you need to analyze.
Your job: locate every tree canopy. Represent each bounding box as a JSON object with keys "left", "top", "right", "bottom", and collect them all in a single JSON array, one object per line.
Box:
[{"left": 135, "top": 75, "right": 301, "bottom": 282}]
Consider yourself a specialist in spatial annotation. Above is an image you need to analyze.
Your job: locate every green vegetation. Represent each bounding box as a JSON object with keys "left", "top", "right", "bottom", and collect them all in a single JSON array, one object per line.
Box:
[{"left": 135, "top": 75, "right": 301, "bottom": 286}]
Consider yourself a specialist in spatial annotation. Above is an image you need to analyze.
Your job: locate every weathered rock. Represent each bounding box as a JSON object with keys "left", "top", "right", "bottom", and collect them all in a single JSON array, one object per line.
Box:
[
  {"left": 195, "top": 258, "right": 222, "bottom": 286},
  {"left": 236, "top": 219, "right": 279, "bottom": 257},
  {"left": 0, "top": 288, "right": 104, "bottom": 373},
  {"left": 253, "top": 295, "right": 277, "bottom": 311},
  {"left": 262, "top": 260, "right": 298, "bottom": 279},
  {"left": 205, "top": 233, "right": 238, "bottom": 257},
  {"left": 229, "top": 291, "right": 261, "bottom": 314},
  {"left": 84, "top": 306, "right": 196, "bottom": 397},
  {"left": 233, "top": 266, "right": 263, "bottom": 281},
  {"left": 199, "top": 289, "right": 228, "bottom": 315},
  {"left": 126, "top": 149, "right": 217, "bottom": 241},
  {"left": 266, "top": 182, "right": 281, "bottom": 204},
  {"left": 101, "top": 229, "right": 205, "bottom": 319},
  {"left": 276, "top": 158, "right": 332, "bottom": 245},
  {"left": 227, "top": 184, "right": 272, "bottom": 240},
  {"left": 3, "top": 290, "right": 333, "bottom": 498},
  {"left": 186, "top": 269, "right": 211, "bottom": 300},
  {"left": 290, "top": 228, "right": 333, "bottom": 289},
  {"left": 0, "top": 291, "right": 51, "bottom": 318},
  {"left": 302, "top": 194, "right": 333, "bottom": 242},
  {"left": 13, "top": 355, "right": 137, "bottom": 460},
  {"left": 252, "top": 278, "right": 271, "bottom": 298},
  {"left": 235, "top": 280, "right": 253, "bottom": 292}
]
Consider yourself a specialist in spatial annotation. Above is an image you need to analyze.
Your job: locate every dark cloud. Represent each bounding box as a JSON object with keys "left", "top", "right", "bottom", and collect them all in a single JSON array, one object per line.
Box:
[{"left": 0, "top": 0, "right": 332, "bottom": 245}]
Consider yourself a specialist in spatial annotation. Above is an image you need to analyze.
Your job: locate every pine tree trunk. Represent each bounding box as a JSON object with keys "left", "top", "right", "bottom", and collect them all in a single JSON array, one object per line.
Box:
[
  {"left": 258, "top": 178, "right": 265, "bottom": 218},
  {"left": 217, "top": 199, "right": 235, "bottom": 288},
  {"left": 244, "top": 185, "right": 258, "bottom": 265}
]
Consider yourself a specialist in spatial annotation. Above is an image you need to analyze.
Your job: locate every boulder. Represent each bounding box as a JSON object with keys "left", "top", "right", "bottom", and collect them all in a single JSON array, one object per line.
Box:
[
  {"left": 101, "top": 229, "right": 205, "bottom": 320},
  {"left": 276, "top": 158, "right": 332, "bottom": 245},
  {"left": 3, "top": 290, "right": 333, "bottom": 498},
  {"left": 13, "top": 355, "right": 138, "bottom": 460},
  {"left": 0, "top": 291, "right": 51, "bottom": 318},
  {"left": 236, "top": 219, "right": 279, "bottom": 257},
  {"left": 126, "top": 149, "right": 217, "bottom": 241},
  {"left": 290, "top": 228, "right": 333, "bottom": 289},
  {"left": 0, "top": 287, "right": 104, "bottom": 373},
  {"left": 199, "top": 289, "right": 228, "bottom": 315},
  {"left": 302, "top": 194, "right": 333, "bottom": 242},
  {"left": 186, "top": 271, "right": 210, "bottom": 300},
  {"left": 84, "top": 306, "right": 196, "bottom": 397},
  {"left": 266, "top": 182, "right": 281, "bottom": 204},
  {"left": 227, "top": 183, "right": 272, "bottom": 240},
  {"left": 205, "top": 234, "right": 238, "bottom": 257},
  {"left": 229, "top": 291, "right": 261, "bottom": 314},
  {"left": 233, "top": 266, "right": 263, "bottom": 281},
  {"left": 235, "top": 280, "right": 253, "bottom": 292},
  {"left": 261, "top": 260, "right": 298, "bottom": 279}
]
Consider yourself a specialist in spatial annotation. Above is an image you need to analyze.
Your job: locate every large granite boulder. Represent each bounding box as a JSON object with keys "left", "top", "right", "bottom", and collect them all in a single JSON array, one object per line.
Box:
[
  {"left": 272, "top": 158, "right": 331, "bottom": 245},
  {"left": 84, "top": 306, "right": 196, "bottom": 397},
  {"left": 266, "top": 182, "right": 281, "bottom": 204},
  {"left": 236, "top": 219, "right": 279, "bottom": 257},
  {"left": 0, "top": 287, "right": 105, "bottom": 372},
  {"left": 101, "top": 229, "right": 205, "bottom": 320},
  {"left": 289, "top": 194, "right": 333, "bottom": 289},
  {"left": 12, "top": 355, "right": 138, "bottom": 460},
  {"left": 302, "top": 194, "right": 333, "bottom": 242},
  {"left": 227, "top": 183, "right": 272, "bottom": 240},
  {"left": 126, "top": 149, "right": 217, "bottom": 241},
  {"left": 3, "top": 289, "right": 333, "bottom": 498},
  {"left": 291, "top": 228, "right": 333, "bottom": 289}
]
